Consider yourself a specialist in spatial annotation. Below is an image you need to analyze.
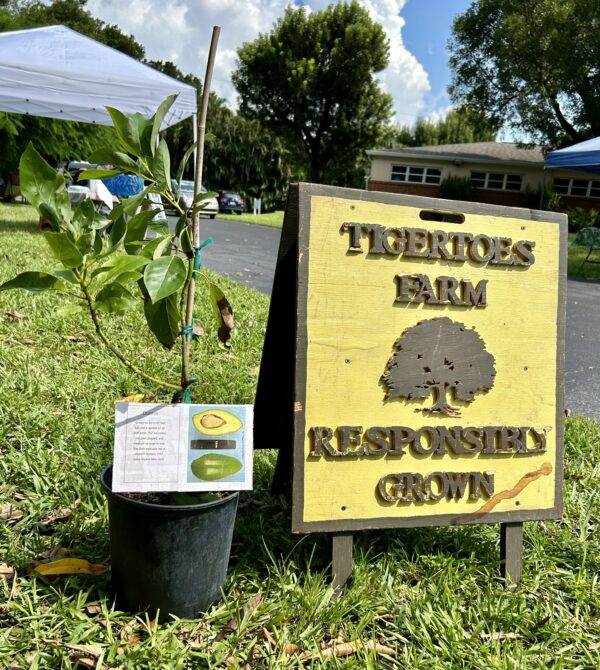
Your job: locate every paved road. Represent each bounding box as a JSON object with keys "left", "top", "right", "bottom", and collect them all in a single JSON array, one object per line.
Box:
[
  {"left": 565, "top": 278, "right": 600, "bottom": 420},
  {"left": 180, "top": 217, "right": 280, "bottom": 296},
  {"left": 199, "top": 218, "right": 600, "bottom": 422}
]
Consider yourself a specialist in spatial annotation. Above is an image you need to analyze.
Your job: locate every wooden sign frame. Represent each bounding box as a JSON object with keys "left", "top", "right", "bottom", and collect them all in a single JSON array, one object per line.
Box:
[{"left": 255, "top": 183, "right": 567, "bottom": 584}]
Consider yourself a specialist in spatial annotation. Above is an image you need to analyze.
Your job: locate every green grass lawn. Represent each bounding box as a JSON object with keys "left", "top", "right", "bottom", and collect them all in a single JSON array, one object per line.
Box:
[
  {"left": 216, "top": 211, "right": 284, "bottom": 228},
  {"left": 568, "top": 232, "right": 600, "bottom": 280},
  {"left": 1, "top": 201, "right": 599, "bottom": 668}
]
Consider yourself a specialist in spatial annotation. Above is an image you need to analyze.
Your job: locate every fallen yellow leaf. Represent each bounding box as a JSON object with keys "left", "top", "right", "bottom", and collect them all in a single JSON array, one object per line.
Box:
[
  {"left": 115, "top": 394, "right": 145, "bottom": 403},
  {"left": 34, "top": 558, "right": 108, "bottom": 576}
]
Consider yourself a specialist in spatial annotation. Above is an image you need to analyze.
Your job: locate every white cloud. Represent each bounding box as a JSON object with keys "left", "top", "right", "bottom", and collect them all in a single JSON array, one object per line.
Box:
[{"left": 87, "top": 0, "right": 430, "bottom": 124}]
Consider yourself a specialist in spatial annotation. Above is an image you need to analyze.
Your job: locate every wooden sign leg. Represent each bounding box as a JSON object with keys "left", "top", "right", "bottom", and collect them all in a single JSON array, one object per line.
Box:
[
  {"left": 500, "top": 522, "right": 523, "bottom": 586},
  {"left": 331, "top": 533, "right": 353, "bottom": 592}
]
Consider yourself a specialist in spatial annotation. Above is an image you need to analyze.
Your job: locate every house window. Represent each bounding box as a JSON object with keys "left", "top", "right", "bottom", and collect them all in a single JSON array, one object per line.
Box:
[
  {"left": 471, "top": 172, "right": 523, "bottom": 191},
  {"left": 553, "top": 177, "right": 600, "bottom": 198},
  {"left": 391, "top": 165, "right": 441, "bottom": 185}
]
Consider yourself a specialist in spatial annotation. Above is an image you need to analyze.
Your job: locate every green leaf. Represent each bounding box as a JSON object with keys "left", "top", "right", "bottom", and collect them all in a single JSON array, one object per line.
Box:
[
  {"left": 108, "top": 216, "right": 127, "bottom": 250},
  {"left": 43, "top": 232, "right": 84, "bottom": 268},
  {"left": 176, "top": 142, "right": 197, "bottom": 186},
  {"left": 76, "top": 230, "right": 96, "bottom": 256},
  {"left": 143, "top": 255, "right": 187, "bottom": 302},
  {"left": 38, "top": 203, "right": 60, "bottom": 231},
  {"left": 174, "top": 213, "right": 188, "bottom": 237},
  {"left": 151, "top": 234, "right": 174, "bottom": 260},
  {"left": 0, "top": 271, "right": 70, "bottom": 293},
  {"left": 95, "top": 283, "right": 137, "bottom": 313},
  {"left": 143, "top": 293, "right": 180, "bottom": 347},
  {"left": 54, "top": 305, "right": 83, "bottom": 317},
  {"left": 93, "top": 255, "right": 150, "bottom": 284},
  {"left": 19, "top": 143, "right": 60, "bottom": 211},
  {"left": 78, "top": 168, "right": 121, "bottom": 180},
  {"left": 209, "top": 282, "right": 234, "bottom": 348},
  {"left": 52, "top": 270, "right": 77, "bottom": 284},
  {"left": 106, "top": 106, "right": 143, "bottom": 157},
  {"left": 150, "top": 138, "right": 171, "bottom": 191},
  {"left": 120, "top": 190, "right": 150, "bottom": 215},
  {"left": 89, "top": 147, "right": 140, "bottom": 173},
  {"left": 124, "top": 209, "right": 158, "bottom": 254},
  {"left": 180, "top": 227, "right": 193, "bottom": 254},
  {"left": 150, "top": 94, "right": 177, "bottom": 156},
  {"left": 19, "top": 143, "right": 71, "bottom": 224}
]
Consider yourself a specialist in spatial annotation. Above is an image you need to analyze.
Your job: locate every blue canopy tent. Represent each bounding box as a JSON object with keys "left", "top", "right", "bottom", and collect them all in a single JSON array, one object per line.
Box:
[
  {"left": 545, "top": 136, "right": 600, "bottom": 175},
  {"left": 545, "top": 136, "right": 600, "bottom": 267}
]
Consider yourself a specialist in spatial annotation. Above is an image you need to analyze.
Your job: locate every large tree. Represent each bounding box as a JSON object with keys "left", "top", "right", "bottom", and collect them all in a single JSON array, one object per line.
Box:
[
  {"left": 233, "top": 1, "right": 393, "bottom": 184},
  {"left": 449, "top": 0, "right": 600, "bottom": 146},
  {"left": 388, "top": 108, "right": 498, "bottom": 149}
]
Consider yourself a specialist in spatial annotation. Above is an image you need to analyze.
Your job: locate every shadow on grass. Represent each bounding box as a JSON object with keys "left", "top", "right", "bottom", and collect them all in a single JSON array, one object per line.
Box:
[
  {"left": 230, "top": 450, "right": 499, "bottom": 580},
  {"left": 0, "top": 221, "right": 39, "bottom": 234}
]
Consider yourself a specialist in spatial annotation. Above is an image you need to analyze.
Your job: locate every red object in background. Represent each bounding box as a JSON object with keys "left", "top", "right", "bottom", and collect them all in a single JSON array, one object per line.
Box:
[{"left": 38, "top": 217, "right": 50, "bottom": 232}]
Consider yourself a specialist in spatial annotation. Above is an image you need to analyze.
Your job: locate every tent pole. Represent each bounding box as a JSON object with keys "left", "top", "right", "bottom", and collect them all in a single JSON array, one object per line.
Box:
[{"left": 192, "top": 113, "right": 198, "bottom": 177}]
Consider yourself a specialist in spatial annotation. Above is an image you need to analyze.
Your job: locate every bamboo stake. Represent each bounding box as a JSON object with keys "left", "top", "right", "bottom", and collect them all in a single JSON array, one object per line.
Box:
[{"left": 181, "top": 26, "right": 221, "bottom": 392}]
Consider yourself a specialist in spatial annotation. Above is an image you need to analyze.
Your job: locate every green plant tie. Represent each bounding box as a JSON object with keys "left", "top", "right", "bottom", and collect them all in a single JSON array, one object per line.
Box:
[
  {"left": 192, "top": 237, "right": 213, "bottom": 278},
  {"left": 181, "top": 321, "right": 195, "bottom": 341},
  {"left": 173, "top": 374, "right": 197, "bottom": 404}
]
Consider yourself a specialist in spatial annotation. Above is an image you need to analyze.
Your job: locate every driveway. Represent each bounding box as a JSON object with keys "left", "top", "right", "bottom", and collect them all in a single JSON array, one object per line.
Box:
[{"left": 198, "top": 217, "right": 600, "bottom": 422}]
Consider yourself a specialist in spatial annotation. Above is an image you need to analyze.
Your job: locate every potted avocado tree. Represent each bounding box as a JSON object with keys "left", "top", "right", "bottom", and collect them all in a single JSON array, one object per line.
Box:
[{"left": 0, "top": 95, "right": 241, "bottom": 620}]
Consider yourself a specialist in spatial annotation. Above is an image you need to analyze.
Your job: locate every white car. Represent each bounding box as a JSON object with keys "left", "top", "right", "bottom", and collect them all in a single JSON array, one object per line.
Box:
[{"left": 171, "top": 179, "right": 218, "bottom": 218}]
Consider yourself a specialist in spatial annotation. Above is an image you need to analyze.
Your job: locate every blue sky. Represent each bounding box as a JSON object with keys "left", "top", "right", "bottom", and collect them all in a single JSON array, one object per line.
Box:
[
  {"left": 87, "top": 0, "right": 475, "bottom": 128},
  {"left": 401, "top": 0, "right": 473, "bottom": 123}
]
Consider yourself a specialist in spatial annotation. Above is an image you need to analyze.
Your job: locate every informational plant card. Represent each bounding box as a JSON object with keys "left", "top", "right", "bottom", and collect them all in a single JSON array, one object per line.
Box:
[{"left": 112, "top": 403, "right": 253, "bottom": 493}]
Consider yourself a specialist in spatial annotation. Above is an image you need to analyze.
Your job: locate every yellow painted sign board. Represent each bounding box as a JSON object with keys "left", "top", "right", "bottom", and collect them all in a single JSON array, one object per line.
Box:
[{"left": 255, "top": 184, "right": 567, "bottom": 534}]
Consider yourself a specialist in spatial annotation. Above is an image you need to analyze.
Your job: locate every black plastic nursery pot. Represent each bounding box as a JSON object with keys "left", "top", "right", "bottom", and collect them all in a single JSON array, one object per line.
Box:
[{"left": 100, "top": 465, "right": 239, "bottom": 621}]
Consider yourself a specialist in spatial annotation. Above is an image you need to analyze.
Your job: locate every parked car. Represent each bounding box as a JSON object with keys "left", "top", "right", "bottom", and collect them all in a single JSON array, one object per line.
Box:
[
  {"left": 218, "top": 190, "right": 245, "bottom": 215},
  {"left": 170, "top": 179, "right": 218, "bottom": 218}
]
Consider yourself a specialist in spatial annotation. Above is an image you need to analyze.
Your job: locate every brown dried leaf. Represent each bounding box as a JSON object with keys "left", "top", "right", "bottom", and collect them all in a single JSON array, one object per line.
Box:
[
  {"left": 86, "top": 604, "right": 102, "bottom": 616},
  {"left": 19, "top": 338, "right": 35, "bottom": 346},
  {"left": 284, "top": 644, "right": 300, "bottom": 656},
  {"left": 308, "top": 640, "right": 396, "bottom": 661},
  {"left": 248, "top": 367, "right": 259, "bottom": 377},
  {"left": 118, "top": 619, "right": 139, "bottom": 641},
  {"left": 225, "top": 657, "right": 240, "bottom": 667},
  {"left": 5, "top": 309, "right": 25, "bottom": 319},
  {"left": 0, "top": 563, "right": 15, "bottom": 580},
  {"left": 262, "top": 627, "right": 276, "bottom": 648},
  {"left": 42, "top": 640, "right": 102, "bottom": 659},
  {"left": 40, "top": 546, "right": 73, "bottom": 559},
  {"left": 1, "top": 503, "right": 23, "bottom": 523},
  {"left": 62, "top": 333, "right": 85, "bottom": 342},
  {"left": 215, "top": 593, "right": 262, "bottom": 641},
  {"left": 192, "top": 324, "right": 204, "bottom": 338},
  {"left": 589, "top": 640, "right": 600, "bottom": 651},
  {"left": 40, "top": 498, "right": 81, "bottom": 525},
  {"left": 480, "top": 632, "right": 520, "bottom": 641}
]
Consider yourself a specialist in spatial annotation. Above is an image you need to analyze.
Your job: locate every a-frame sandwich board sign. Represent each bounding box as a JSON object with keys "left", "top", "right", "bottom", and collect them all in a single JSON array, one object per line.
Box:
[{"left": 255, "top": 183, "right": 567, "bottom": 587}]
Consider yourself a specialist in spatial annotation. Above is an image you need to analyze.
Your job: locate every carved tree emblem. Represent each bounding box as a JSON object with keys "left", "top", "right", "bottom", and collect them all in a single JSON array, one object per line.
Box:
[{"left": 381, "top": 317, "right": 496, "bottom": 417}]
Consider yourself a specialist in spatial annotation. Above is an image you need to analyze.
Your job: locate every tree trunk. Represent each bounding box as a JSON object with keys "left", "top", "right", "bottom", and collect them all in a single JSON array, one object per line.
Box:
[{"left": 428, "top": 383, "right": 461, "bottom": 417}]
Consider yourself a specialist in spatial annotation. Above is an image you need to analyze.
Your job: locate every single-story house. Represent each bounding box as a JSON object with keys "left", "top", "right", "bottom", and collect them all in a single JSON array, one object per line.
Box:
[{"left": 366, "top": 142, "right": 600, "bottom": 210}]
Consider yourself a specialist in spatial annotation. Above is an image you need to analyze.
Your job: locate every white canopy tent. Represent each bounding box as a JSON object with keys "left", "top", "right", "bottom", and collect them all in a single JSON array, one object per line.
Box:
[{"left": 0, "top": 24, "right": 197, "bottom": 127}]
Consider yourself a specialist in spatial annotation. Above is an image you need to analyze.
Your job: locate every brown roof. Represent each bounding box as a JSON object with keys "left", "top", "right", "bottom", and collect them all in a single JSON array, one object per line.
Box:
[{"left": 368, "top": 142, "right": 544, "bottom": 166}]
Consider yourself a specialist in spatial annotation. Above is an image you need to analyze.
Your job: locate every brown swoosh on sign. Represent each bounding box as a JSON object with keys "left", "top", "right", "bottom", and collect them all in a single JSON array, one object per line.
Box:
[{"left": 452, "top": 462, "right": 553, "bottom": 525}]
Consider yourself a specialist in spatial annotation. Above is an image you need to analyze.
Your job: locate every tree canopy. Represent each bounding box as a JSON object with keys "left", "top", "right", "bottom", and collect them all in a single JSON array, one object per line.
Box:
[
  {"left": 233, "top": 0, "right": 393, "bottom": 185},
  {"left": 449, "top": 0, "right": 600, "bottom": 146},
  {"left": 385, "top": 108, "right": 497, "bottom": 149}
]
